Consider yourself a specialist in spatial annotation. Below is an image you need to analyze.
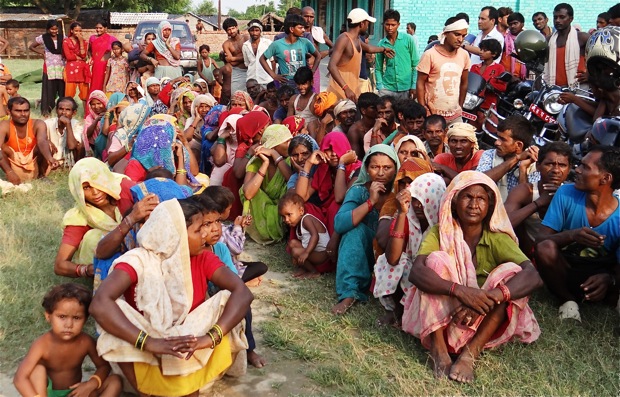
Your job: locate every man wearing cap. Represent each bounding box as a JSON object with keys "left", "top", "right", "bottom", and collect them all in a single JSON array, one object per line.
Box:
[
  {"left": 332, "top": 100, "right": 357, "bottom": 135},
  {"left": 375, "top": 9, "right": 420, "bottom": 101},
  {"left": 433, "top": 122, "right": 485, "bottom": 181},
  {"left": 144, "top": 77, "right": 168, "bottom": 115},
  {"left": 417, "top": 16, "right": 471, "bottom": 124},
  {"left": 327, "top": 8, "right": 394, "bottom": 102},
  {"left": 242, "top": 19, "right": 274, "bottom": 88}
]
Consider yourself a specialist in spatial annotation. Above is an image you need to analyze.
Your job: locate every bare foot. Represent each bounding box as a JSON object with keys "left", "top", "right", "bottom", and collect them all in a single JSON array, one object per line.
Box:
[
  {"left": 429, "top": 342, "right": 452, "bottom": 378},
  {"left": 292, "top": 268, "right": 307, "bottom": 278},
  {"left": 297, "top": 271, "right": 321, "bottom": 280},
  {"left": 449, "top": 348, "right": 475, "bottom": 383},
  {"left": 376, "top": 311, "right": 397, "bottom": 327},
  {"left": 331, "top": 297, "right": 356, "bottom": 315},
  {"left": 247, "top": 350, "right": 267, "bottom": 368}
]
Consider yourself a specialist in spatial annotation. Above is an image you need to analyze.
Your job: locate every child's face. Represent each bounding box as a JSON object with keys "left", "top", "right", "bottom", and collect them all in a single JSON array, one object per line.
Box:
[
  {"left": 279, "top": 94, "right": 292, "bottom": 109},
  {"left": 202, "top": 211, "right": 222, "bottom": 246},
  {"left": 44, "top": 298, "right": 87, "bottom": 341},
  {"left": 479, "top": 48, "right": 494, "bottom": 61},
  {"left": 221, "top": 205, "right": 232, "bottom": 220},
  {"left": 6, "top": 85, "right": 18, "bottom": 97},
  {"left": 187, "top": 214, "right": 207, "bottom": 256},
  {"left": 280, "top": 202, "right": 304, "bottom": 227},
  {"left": 112, "top": 45, "right": 122, "bottom": 57},
  {"left": 200, "top": 49, "right": 209, "bottom": 59},
  {"left": 296, "top": 81, "right": 312, "bottom": 96}
]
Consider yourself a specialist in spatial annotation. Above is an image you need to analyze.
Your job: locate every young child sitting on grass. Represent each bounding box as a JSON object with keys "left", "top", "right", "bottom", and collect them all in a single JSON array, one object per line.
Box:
[
  {"left": 279, "top": 192, "right": 330, "bottom": 279},
  {"left": 13, "top": 283, "right": 122, "bottom": 397}
]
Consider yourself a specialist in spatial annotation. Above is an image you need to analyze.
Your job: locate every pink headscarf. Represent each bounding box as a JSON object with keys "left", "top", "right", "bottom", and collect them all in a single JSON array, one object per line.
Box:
[{"left": 83, "top": 90, "right": 108, "bottom": 152}]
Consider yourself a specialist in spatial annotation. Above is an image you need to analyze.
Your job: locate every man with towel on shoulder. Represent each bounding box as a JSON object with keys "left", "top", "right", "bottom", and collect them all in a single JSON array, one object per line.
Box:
[{"left": 544, "top": 3, "right": 590, "bottom": 88}]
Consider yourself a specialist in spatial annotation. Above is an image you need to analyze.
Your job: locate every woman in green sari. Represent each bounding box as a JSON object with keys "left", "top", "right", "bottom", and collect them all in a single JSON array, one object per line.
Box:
[{"left": 240, "top": 124, "right": 293, "bottom": 244}]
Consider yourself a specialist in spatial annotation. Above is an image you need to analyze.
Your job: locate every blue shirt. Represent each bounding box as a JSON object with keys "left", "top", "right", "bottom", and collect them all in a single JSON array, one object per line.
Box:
[
  {"left": 262, "top": 37, "right": 316, "bottom": 81},
  {"left": 375, "top": 32, "right": 420, "bottom": 91},
  {"left": 542, "top": 184, "right": 620, "bottom": 261}
]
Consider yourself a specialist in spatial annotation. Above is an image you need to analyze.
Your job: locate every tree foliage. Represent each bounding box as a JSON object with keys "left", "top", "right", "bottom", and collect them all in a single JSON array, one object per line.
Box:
[
  {"left": 193, "top": 0, "right": 217, "bottom": 16},
  {"left": 2, "top": 0, "right": 193, "bottom": 16},
  {"left": 228, "top": 1, "right": 277, "bottom": 20},
  {"left": 277, "top": 0, "right": 301, "bottom": 16}
]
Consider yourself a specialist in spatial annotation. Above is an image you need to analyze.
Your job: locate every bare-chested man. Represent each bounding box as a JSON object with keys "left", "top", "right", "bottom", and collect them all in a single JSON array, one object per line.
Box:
[
  {"left": 327, "top": 8, "right": 394, "bottom": 102},
  {"left": 222, "top": 18, "right": 249, "bottom": 94},
  {"left": 0, "top": 97, "right": 59, "bottom": 184},
  {"left": 217, "top": 52, "right": 232, "bottom": 106},
  {"left": 302, "top": 6, "right": 333, "bottom": 93}
]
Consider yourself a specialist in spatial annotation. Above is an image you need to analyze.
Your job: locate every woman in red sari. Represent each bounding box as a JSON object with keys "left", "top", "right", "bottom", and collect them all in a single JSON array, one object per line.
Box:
[
  {"left": 89, "top": 21, "right": 117, "bottom": 94},
  {"left": 63, "top": 22, "right": 91, "bottom": 110}
]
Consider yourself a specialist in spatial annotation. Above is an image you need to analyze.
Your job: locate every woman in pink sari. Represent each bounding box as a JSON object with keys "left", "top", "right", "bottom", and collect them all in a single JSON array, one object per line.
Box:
[
  {"left": 89, "top": 21, "right": 117, "bottom": 94},
  {"left": 403, "top": 171, "right": 542, "bottom": 383}
]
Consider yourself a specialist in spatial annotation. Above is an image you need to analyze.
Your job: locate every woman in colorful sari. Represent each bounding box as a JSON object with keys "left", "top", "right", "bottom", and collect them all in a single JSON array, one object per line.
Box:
[
  {"left": 89, "top": 21, "right": 118, "bottom": 94},
  {"left": 223, "top": 111, "right": 271, "bottom": 220},
  {"left": 90, "top": 198, "right": 252, "bottom": 397},
  {"left": 106, "top": 103, "right": 151, "bottom": 172},
  {"left": 394, "top": 135, "right": 428, "bottom": 164},
  {"left": 230, "top": 90, "right": 254, "bottom": 111},
  {"left": 211, "top": 113, "right": 242, "bottom": 186},
  {"left": 286, "top": 134, "right": 318, "bottom": 190},
  {"left": 62, "top": 22, "right": 90, "bottom": 110},
  {"left": 332, "top": 144, "right": 399, "bottom": 315},
  {"left": 183, "top": 95, "right": 217, "bottom": 171},
  {"left": 403, "top": 171, "right": 542, "bottom": 383},
  {"left": 54, "top": 158, "right": 134, "bottom": 286},
  {"left": 176, "top": 90, "right": 197, "bottom": 133},
  {"left": 83, "top": 90, "right": 108, "bottom": 158},
  {"left": 373, "top": 172, "right": 445, "bottom": 327},
  {"left": 140, "top": 21, "right": 182, "bottom": 80},
  {"left": 240, "top": 124, "right": 293, "bottom": 244}
]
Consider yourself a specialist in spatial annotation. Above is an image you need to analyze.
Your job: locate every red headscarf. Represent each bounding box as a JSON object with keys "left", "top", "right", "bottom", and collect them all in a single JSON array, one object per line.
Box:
[
  {"left": 235, "top": 111, "right": 271, "bottom": 158},
  {"left": 282, "top": 115, "right": 305, "bottom": 136},
  {"left": 312, "top": 131, "right": 361, "bottom": 201}
]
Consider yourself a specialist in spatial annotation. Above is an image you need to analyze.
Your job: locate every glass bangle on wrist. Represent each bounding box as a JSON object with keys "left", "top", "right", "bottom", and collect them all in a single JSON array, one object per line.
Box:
[
  {"left": 274, "top": 155, "right": 284, "bottom": 165},
  {"left": 299, "top": 170, "right": 310, "bottom": 178},
  {"left": 216, "top": 137, "right": 226, "bottom": 145},
  {"left": 336, "top": 164, "right": 346, "bottom": 171}
]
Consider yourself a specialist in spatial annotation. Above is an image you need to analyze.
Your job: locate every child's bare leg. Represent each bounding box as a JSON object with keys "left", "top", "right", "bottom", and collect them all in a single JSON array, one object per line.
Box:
[
  {"left": 297, "top": 251, "right": 328, "bottom": 279},
  {"left": 116, "top": 362, "right": 148, "bottom": 397},
  {"left": 98, "top": 373, "right": 123, "bottom": 397},
  {"left": 28, "top": 364, "right": 48, "bottom": 395},
  {"left": 288, "top": 240, "right": 307, "bottom": 277}
]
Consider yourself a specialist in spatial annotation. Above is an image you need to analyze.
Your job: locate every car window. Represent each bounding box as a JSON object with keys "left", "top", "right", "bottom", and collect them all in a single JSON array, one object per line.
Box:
[{"left": 134, "top": 22, "right": 192, "bottom": 43}]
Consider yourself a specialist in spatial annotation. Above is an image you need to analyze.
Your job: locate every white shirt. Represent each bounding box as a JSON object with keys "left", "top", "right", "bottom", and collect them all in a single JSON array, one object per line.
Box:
[
  {"left": 470, "top": 26, "right": 505, "bottom": 65},
  {"left": 45, "top": 117, "right": 83, "bottom": 164},
  {"left": 242, "top": 37, "right": 274, "bottom": 85}
]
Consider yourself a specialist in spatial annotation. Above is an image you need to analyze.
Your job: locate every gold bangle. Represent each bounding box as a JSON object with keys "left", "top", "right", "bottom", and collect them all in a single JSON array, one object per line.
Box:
[
  {"left": 90, "top": 374, "right": 102, "bottom": 390},
  {"left": 212, "top": 324, "right": 224, "bottom": 341}
]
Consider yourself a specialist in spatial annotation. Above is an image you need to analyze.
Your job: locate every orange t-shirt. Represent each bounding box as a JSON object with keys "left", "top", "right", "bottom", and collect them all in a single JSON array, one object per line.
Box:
[
  {"left": 144, "top": 42, "right": 181, "bottom": 61},
  {"left": 7, "top": 120, "right": 36, "bottom": 155}
]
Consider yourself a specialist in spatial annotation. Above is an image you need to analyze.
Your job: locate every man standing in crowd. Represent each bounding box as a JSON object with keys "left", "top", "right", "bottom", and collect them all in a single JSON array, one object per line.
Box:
[
  {"left": 222, "top": 18, "right": 249, "bottom": 94},
  {"left": 417, "top": 16, "right": 470, "bottom": 124},
  {"left": 476, "top": 114, "right": 540, "bottom": 202},
  {"left": 532, "top": 11, "right": 554, "bottom": 38},
  {"left": 497, "top": 7, "right": 513, "bottom": 36},
  {"left": 463, "top": 6, "right": 505, "bottom": 65},
  {"left": 543, "top": 3, "right": 590, "bottom": 88},
  {"left": 375, "top": 9, "right": 420, "bottom": 100},
  {"left": 406, "top": 22, "right": 420, "bottom": 50},
  {"left": 302, "top": 6, "right": 333, "bottom": 94},
  {"left": 260, "top": 14, "right": 320, "bottom": 88},
  {"left": 0, "top": 97, "right": 59, "bottom": 184},
  {"left": 327, "top": 8, "right": 393, "bottom": 102},
  {"left": 502, "top": 12, "right": 527, "bottom": 80},
  {"left": 242, "top": 20, "right": 273, "bottom": 89},
  {"left": 535, "top": 146, "right": 620, "bottom": 322},
  {"left": 608, "top": 4, "right": 620, "bottom": 26}
]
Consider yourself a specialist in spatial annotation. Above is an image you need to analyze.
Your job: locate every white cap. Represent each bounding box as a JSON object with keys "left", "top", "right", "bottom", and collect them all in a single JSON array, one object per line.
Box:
[{"left": 347, "top": 8, "right": 376, "bottom": 24}]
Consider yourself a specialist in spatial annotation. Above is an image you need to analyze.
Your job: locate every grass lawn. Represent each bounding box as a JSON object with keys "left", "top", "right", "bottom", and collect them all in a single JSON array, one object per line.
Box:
[{"left": 0, "top": 172, "right": 619, "bottom": 396}]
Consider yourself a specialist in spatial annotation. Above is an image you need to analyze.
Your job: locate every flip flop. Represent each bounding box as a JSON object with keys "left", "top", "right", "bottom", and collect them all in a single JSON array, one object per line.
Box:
[{"left": 559, "top": 300, "right": 581, "bottom": 322}]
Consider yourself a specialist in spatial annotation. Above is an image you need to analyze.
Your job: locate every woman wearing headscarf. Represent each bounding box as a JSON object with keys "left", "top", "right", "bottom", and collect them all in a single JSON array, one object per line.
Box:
[
  {"left": 230, "top": 90, "right": 254, "bottom": 111},
  {"left": 29, "top": 19, "right": 65, "bottom": 117},
  {"left": 286, "top": 134, "right": 318, "bottom": 190},
  {"left": 83, "top": 90, "right": 108, "bottom": 158},
  {"left": 373, "top": 172, "right": 445, "bottom": 327},
  {"left": 282, "top": 115, "right": 306, "bottom": 137},
  {"left": 240, "top": 124, "right": 293, "bottom": 244},
  {"left": 175, "top": 89, "right": 196, "bottom": 131},
  {"left": 183, "top": 95, "right": 217, "bottom": 171},
  {"left": 403, "top": 171, "right": 541, "bottom": 383},
  {"left": 434, "top": 122, "right": 485, "bottom": 181},
  {"left": 101, "top": 94, "right": 130, "bottom": 161},
  {"left": 54, "top": 158, "right": 134, "bottom": 285},
  {"left": 308, "top": 91, "right": 338, "bottom": 143},
  {"left": 332, "top": 144, "right": 399, "bottom": 315},
  {"left": 211, "top": 113, "right": 243, "bottom": 186},
  {"left": 89, "top": 21, "right": 118, "bottom": 94},
  {"left": 140, "top": 21, "right": 182, "bottom": 79},
  {"left": 106, "top": 103, "right": 151, "bottom": 172},
  {"left": 91, "top": 198, "right": 252, "bottom": 396}
]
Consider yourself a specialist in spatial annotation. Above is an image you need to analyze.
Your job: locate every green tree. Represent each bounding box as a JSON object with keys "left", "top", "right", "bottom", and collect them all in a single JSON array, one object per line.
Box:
[
  {"left": 276, "top": 0, "right": 301, "bottom": 16},
  {"left": 193, "top": 0, "right": 217, "bottom": 15}
]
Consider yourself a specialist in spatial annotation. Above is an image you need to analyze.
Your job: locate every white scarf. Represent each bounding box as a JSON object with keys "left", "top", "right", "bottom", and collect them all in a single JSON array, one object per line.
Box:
[{"left": 544, "top": 26, "right": 580, "bottom": 87}]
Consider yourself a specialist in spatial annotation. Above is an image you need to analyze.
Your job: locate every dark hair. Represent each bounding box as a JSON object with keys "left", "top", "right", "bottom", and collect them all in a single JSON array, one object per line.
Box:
[
  {"left": 532, "top": 11, "right": 548, "bottom": 21},
  {"left": 223, "top": 18, "right": 238, "bottom": 30},
  {"left": 294, "top": 66, "right": 314, "bottom": 84},
  {"left": 508, "top": 12, "right": 525, "bottom": 24},
  {"left": 286, "top": 7, "right": 302, "bottom": 16},
  {"left": 284, "top": 14, "right": 305, "bottom": 34},
  {"left": 266, "top": 81, "right": 276, "bottom": 90},
  {"left": 248, "top": 19, "right": 263, "bottom": 30},
  {"left": 277, "top": 84, "right": 295, "bottom": 99},
  {"left": 479, "top": 38, "right": 503, "bottom": 60},
  {"left": 203, "top": 186, "right": 235, "bottom": 209},
  {"left": 288, "top": 135, "right": 315, "bottom": 156},
  {"left": 199, "top": 44, "right": 210, "bottom": 53},
  {"left": 378, "top": 95, "right": 395, "bottom": 109},
  {"left": 357, "top": 92, "right": 380, "bottom": 111},
  {"left": 96, "top": 20, "right": 109, "bottom": 29},
  {"left": 8, "top": 97, "right": 29, "bottom": 110},
  {"left": 497, "top": 114, "right": 535, "bottom": 147},
  {"left": 111, "top": 40, "right": 123, "bottom": 49},
  {"left": 193, "top": 193, "right": 222, "bottom": 214},
  {"left": 145, "top": 167, "right": 175, "bottom": 180},
  {"left": 428, "top": 34, "right": 439, "bottom": 43},
  {"left": 364, "top": 152, "right": 397, "bottom": 177},
  {"left": 218, "top": 51, "right": 227, "bottom": 64},
  {"left": 6, "top": 79, "right": 20, "bottom": 88},
  {"left": 144, "top": 32, "right": 156, "bottom": 41},
  {"left": 278, "top": 191, "right": 305, "bottom": 212},
  {"left": 69, "top": 21, "right": 82, "bottom": 32},
  {"left": 481, "top": 6, "right": 499, "bottom": 24},
  {"left": 42, "top": 283, "right": 91, "bottom": 316},
  {"left": 46, "top": 19, "right": 59, "bottom": 30},
  {"left": 498, "top": 7, "right": 513, "bottom": 18},
  {"left": 383, "top": 9, "right": 401, "bottom": 23},
  {"left": 455, "top": 12, "right": 470, "bottom": 23},
  {"left": 590, "top": 145, "right": 620, "bottom": 189},
  {"left": 178, "top": 198, "right": 205, "bottom": 227},
  {"left": 423, "top": 114, "right": 447, "bottom": 130},
  {"left": 445, "top": 16, "right": 460, "bottom": 26},
  {"left": 399, "top": 99, "right": 425, "bottom": 120},
  {"left": 598, "top": 12, "right": 611, "bottom": 22},
  {"left": 609, "top": 4, "right": 620, "bottom": 19},
  {"left": 537, "top": 141, "right": 573, "bottom": 165},
  {"left": 56, "top": 96, "right": 78, "bottom": 111},
  {"left": 554, "top": 3, "right": 574, "bottom": 17},
  {"left": 406, "top": 22, "right": 416, "bottom": 31}
]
